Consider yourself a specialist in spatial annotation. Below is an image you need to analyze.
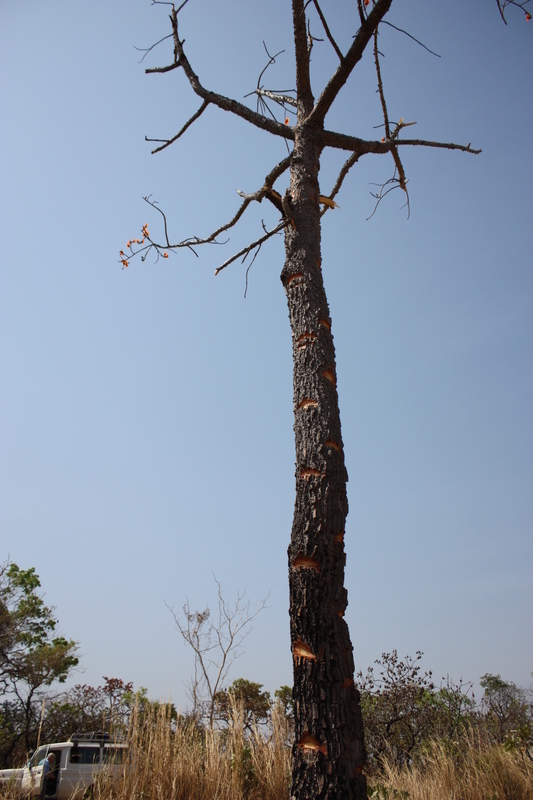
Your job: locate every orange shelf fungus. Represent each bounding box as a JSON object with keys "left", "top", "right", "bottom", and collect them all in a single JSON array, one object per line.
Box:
[
  {"left": 297, "top": 398, "right": 318, "bottom": 410},
  {"left": 324, "top": 439, "right": 340, "bottom": 452},
  {"left": 322, "top": 369, "right": 336, "bottom": 386},
  {"left": 292, "top": 554, "right": 320, "bottom": 573},
  {"left": 286, "top": 272, "right": 303, "bottom": 287},
  {"left": 300, "top": 467, "right": 324, "bottom": 480},
  {"left": 297, "top": 733, "right": 327, "bottom": 757},
  {"left": 297, "top": 331, "right": 317, "bottom": 349},
  {"left": 293, "top": 639, "right": 317, "bottom": 661}
]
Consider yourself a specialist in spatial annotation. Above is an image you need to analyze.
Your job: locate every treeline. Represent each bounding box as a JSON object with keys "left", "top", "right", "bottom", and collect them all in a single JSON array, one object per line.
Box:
[{"left": 1, "top": 560, "right": 531, "bottom": 776}]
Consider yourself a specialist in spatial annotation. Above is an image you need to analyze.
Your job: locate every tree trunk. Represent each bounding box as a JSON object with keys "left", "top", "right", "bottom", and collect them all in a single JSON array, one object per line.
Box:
[{"left": 282, "top": 125, "right": 366, "bottom": 800}]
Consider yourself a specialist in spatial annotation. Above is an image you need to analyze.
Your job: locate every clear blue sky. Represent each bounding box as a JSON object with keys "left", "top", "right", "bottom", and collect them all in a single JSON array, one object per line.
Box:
[{"left": 1, "top": 0, "right": 531, "bottom": 710}]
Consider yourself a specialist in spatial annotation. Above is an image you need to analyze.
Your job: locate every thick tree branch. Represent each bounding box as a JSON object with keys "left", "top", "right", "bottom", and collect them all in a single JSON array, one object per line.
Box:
[
  {"left": 145, "top": 60, "right": 181, "bottom": 74},
  {"left": 309, "top": 0, "right": 394, "bottom": 126},
  {"left": 310, "top": 0, "right": 344, "bottom": 61},
  {"left": 251, "top": 89, "right": 297, "bottom": 109},
  {"left": 394, "top": 138, "right": 481, "bottom": 154},
  {"left": 322, "top": 128, "right": 481, "bottom": 155},
  {"left": 292, "top": 0, "right": 314, "bottom": 117},
  {"left": 146, "top": 7, "right": 296, "bottom": 144}
]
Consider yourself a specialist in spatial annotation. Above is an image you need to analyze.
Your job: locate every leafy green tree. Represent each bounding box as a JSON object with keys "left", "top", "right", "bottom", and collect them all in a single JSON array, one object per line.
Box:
[
  {"left": 480, "top": 673, "right": 532, "bottom": 747},
  {"left": 274, "top": 685, "right": 295, "bottom": 724},
  {"left": 358, "top": 651, "right": 436, "bottom": 769},
  {"left": 0, "top": 560, "right": 78, "bottom": 766},
  {"left": 41, "top": 683, "right": 107, "bottom": 743},
  {"left": 356, "top": 652, "right": 477, "bottom": 768},
  {"left": 214, "top": 678, "right": 271, "bottom": 733}
]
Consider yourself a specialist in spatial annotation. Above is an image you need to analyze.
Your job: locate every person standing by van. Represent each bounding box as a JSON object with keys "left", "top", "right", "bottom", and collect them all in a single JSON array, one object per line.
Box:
[{"left": 40, "top": 752, "right": 55, "bottom": 799}]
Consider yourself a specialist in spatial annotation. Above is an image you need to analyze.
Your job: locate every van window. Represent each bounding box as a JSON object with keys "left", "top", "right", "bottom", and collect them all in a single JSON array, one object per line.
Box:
[
  {"left": 102, "top": 748, "right": 125, "bottom": 764},
  {"left": 68, "top": 747, "right": 100, "bottom": 765}
]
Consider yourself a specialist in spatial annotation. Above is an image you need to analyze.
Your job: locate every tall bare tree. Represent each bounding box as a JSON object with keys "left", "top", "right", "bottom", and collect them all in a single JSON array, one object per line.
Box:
[{"left": 121, "top": 2, "right": 528, "bottom": 797}]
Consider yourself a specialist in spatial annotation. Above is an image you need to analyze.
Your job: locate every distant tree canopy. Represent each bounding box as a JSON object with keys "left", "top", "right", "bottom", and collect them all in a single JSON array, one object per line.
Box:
[
  {"left": 213, "top": 678, "right": 272, "bottom": 732},
  {"left": 0, "top": 560, "right": 79, "bottom": 765},
  {"left": 358, "top": 652, "right": 532, "bottom": 769},
  {"left": 1, "top": 561, "right": 530, "bottom": 773}
]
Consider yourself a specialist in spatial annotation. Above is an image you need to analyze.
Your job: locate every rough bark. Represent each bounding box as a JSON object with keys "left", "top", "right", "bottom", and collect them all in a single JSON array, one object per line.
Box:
[{"left": 282, "top": 124, "right": 366, "bottom": 800}]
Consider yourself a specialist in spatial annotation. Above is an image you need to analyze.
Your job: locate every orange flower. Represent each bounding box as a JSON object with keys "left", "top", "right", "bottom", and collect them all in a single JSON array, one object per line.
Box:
[
  {"left": 381, "top": 137, "right": 385, "bottom": 142},
  {"left": 285, "top": 117, "right": 290, "bottom": 124},
  {"left": 126, "top": 241, "right": 131, "bottom": 248},
  {"left": 364, "top": 0, "right": 370, "bottom": 6},
  {"left": 163, "top": 252, "right": 169, "bottom": 258},
  {"left": 121, "top": 259, "right": 129, "bottom": 268},
  {"left": 119, "top": 250, "right": 125, "bottom": 256},
  {"left": 527, "top": 12, "right": 532, "bottom": 20}
]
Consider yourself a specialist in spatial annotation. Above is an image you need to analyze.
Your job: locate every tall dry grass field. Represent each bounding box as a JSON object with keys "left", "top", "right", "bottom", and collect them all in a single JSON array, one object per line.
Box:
[
  {"left": 2, "top": 711, "right": 531, "bottom": 799},
  {"left": 369, "top": 731, "right": 533, "bottom": 800},
  {"left": 91, "top": 701, "right": 292, "bottom": 800}
]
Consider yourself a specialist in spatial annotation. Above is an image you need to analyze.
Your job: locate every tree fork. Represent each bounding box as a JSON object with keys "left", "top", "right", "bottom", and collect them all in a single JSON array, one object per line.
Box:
[{"left": 282, "top": 126, "right": 366, "bottom": 799}]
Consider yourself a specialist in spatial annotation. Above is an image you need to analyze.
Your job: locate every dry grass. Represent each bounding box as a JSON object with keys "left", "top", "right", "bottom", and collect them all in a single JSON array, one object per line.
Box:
[
  {"left": 94, "top": 701, "right": 291, "bottom": 800},
  {"left": 2, "top": 713, "right": 531, "bottom": 799},
  {"left": 369, "top": 731, "right": 533, "bottom": 800}
]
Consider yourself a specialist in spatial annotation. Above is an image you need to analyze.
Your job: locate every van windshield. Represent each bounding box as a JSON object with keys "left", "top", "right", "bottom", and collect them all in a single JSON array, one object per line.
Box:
[{"left": 28, "top": 747, "right": 48, "bottom": 768}]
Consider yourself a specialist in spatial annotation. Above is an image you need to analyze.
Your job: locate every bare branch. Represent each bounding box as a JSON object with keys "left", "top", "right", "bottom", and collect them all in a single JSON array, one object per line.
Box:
[
  {"left": 373, "top": 29, "right": 409, "bottom": 205},
  {"left": 381, "top": 21, "right": 441, "bottom": 58},
  {"left": 134, "top": 33, "right": 173, "bottom": 64},
  {"left": 214, "top": 222, "right": 286, "bottom": 277},
  {"left": 145, "top": 61, "right": 181, "bottom": 75},
  {"left": 144, "top": 195, "right": 170, "bottom": 246},
  {"left": 374, "top": 29, "right": 391, "bottom": 140},
  {"left": 147, "top": 99, "right": 209, "bottom": 154},
  {"left": 311, "top": 0, "right": 344, "bottom": 61},
  {"left": 496, "top": 0, "right": 532, "bottom": 23},
  {"left": 321, "top": 151, "right": 360, "bottom": 216},
  {"left": 322, "top": 128, "right": 481, "bottom": 155},
  {"left": 367, "top": 171, "right": 411, "bottom": 220},
  {"left": 164, "top": 7, "right": 295, "bottom": 142},
  {"left": 120, "top": 155, "right": 292, "bottom": 272},
  {"left": 250, "top": 89, "right": 297, "bottom": 109},
  {"left": 256, "top": 43, "right": 286, "bottom": 93},
  {"left": 394, "top": 138, "right": 481, "bottom": 154}
]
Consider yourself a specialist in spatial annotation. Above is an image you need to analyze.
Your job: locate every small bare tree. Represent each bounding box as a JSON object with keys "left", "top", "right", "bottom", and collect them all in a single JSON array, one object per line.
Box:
[{"left": 168, "top": 576, "right": 268, "bottom": 729}]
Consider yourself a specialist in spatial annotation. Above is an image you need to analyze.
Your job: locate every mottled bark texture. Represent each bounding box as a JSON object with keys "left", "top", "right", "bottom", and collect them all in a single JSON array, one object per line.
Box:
[{"left": 281, "top": 125, "right": 366, "bottom": 800}]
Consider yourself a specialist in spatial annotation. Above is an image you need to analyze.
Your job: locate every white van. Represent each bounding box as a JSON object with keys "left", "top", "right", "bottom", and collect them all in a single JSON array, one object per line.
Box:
[{"left": 20, "top": 732, "right": 128, "bottom": 799}]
